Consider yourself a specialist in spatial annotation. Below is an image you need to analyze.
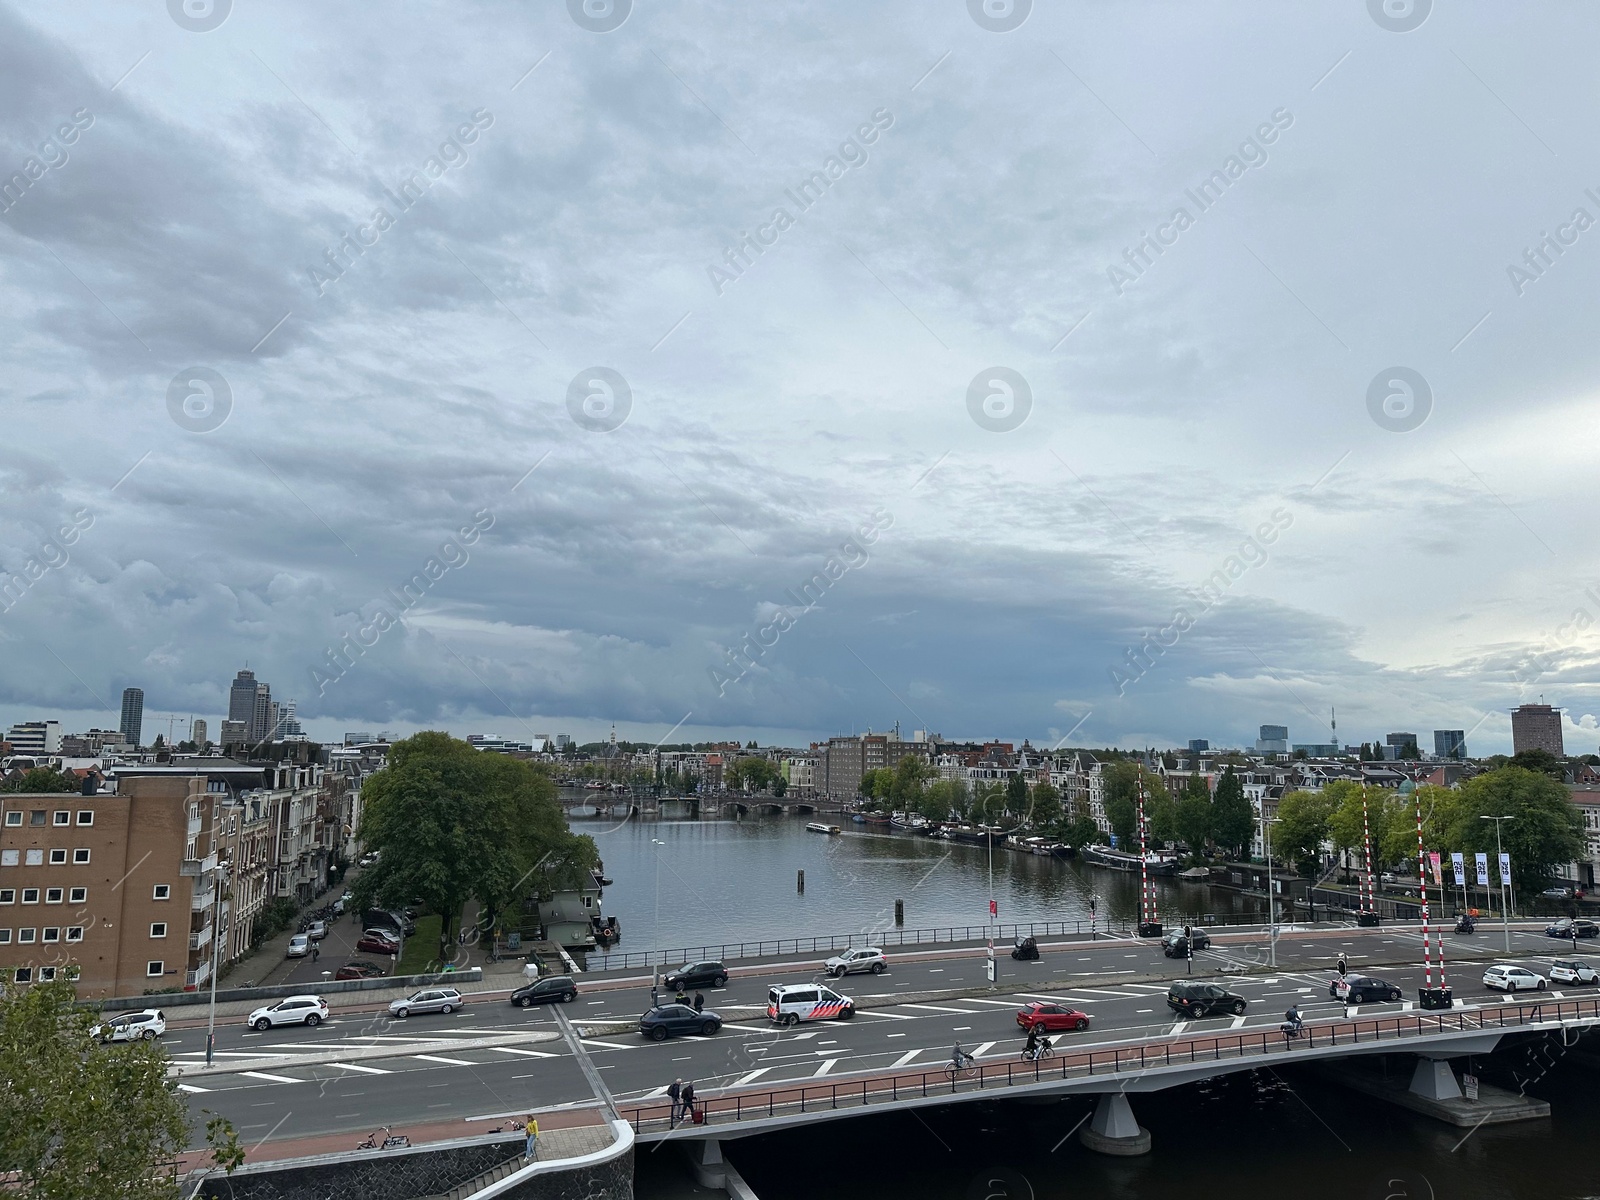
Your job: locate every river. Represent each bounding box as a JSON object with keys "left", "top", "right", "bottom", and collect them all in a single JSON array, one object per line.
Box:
[{"left": 569, "top": 806, "right": 1269, "bottom": 953}]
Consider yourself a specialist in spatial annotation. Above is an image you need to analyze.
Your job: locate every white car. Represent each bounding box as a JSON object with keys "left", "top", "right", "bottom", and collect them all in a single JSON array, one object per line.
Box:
[
  {"left": 286, "top": 933, "right": 311, "bottom": 958},
  {"left": 92, "top": 1009, "right": 166, "bottom": 1043},
  {"left": 824, "top": 947, "right": 888, "bottom": 977},
  {"left": 1483, "top": 965, "right": 1547, "bottom": 993},
  {"left": 247, "top": 995, "right": 330, "bottom": 1030},
  {"left": 305, "top": 920, "right": 328, "bottom": 941},
  {"left": 1550, "top": 959, "right": 1598, "bottom": 985}
]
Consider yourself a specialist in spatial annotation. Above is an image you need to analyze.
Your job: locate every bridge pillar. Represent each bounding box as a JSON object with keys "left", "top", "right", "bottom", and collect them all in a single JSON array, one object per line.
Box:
[
  {"left": 1409, "top": 1056, "right": 1463, "bottom": 1102},
  {"left": 685, "top": 1138, "right": 726, "bottom": 1189},
  {"left": 1079, "top": 1093, "right": 1152, "bottom": 1156}
]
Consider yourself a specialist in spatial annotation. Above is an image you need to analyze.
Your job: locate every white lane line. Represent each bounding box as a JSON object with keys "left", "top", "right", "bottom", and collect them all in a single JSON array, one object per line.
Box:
[
  {"left": 965, "top": 998, "right": 1025, "bottom": 1008},
  {"left": 177, "top": 1083, "right": 210, "bottom": 1093},
  {"left": 812, "top": 1058, "right": 839, "bottom": 1077},
  {"left": 1016, "top": 993, "right": 1072, "bottom": 1003},
  {"left": 411, "top": 1054, "right": 476, "bottom": 1066},
  {"left": 240, "top": 1070, "right": 301, "bottom": 1083},
  {"left": 718, "top": 1024, "right": 774, "bottom": 1034},
  {"left": 900, "top": 1004, "right": 979, "bottom": 1014},
  {"left": 332, "top": 1062, "right": 390, "bottom": 1074},
  {"left": 732, "top": 1068, "right": 772, "bottom": 1086},
  {"left": 1229, "top": 1015, "right": 1247, "bottom": 1029},
  {"left": 859, "top": 1011, "right": 916, "bottom": 1020},
  {"left": 580, "top": 1039, "right": 637, "bottom": 1050},
  {"left": 792, "top": 1032, "right": 819, "bottom": 1040},
  {"left": 490, "top": 1047, "right": 558, "bottom": 1058},
  {"left": 640, "top": 1085, "right": 670, "bottom": 1099},
  {"left": 1168, "top": 1020, "right": 1188, "bottom": 1036},
  {"left": 890, "top": 1049, "right": 923, "bottom": 1067},
  {"left": 173, "top": 1050, "right": 288, "bottom": 1059},
  {"left": 972, "top": 1041, "right": 996, "bottom": 1058}
]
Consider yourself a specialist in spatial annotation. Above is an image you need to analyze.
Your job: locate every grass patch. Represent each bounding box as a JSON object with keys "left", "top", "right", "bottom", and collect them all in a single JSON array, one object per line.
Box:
[{"left": 397, "top": 914, "right": 444, "bottom": 975}]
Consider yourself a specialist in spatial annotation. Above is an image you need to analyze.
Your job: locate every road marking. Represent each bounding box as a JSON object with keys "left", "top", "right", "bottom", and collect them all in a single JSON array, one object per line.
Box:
[
  {"left": 966, "top": 998, "right": 1024, "bottom": 1008},
  {"left": 331, "top": 1062, "right": 390, "bottom": 1074},
  {"left": 176, "top": 1083, "right": 210, "bottom": 1093},
  {"left": 812, "top": 1058, "right": 839, "bottom": 1077},
  {"left": 489, "top": 1047, "right": 558, "bottom": 1058},
  {"left": 412, "top": 1054, "right": 476, "bottom": 1066},
  {"left": 1136, "top": 1009, "right": 1153, "bottom": 1014},
  {"left": 717, "top": 1024, "right": 774, "bottom": 1034},
  {"left": 1230, "top": 1015, "right": 1247, "bottom": 1029},
  {"left": 900, "top": 1004, "right": 978, "bottom": 1014},
  {"left": 859, "top": 1010, "right": 916, "bottom": 1020},
  {"left": 240, "top": 1071, "right": 301, "bottom": 1083},
  {"left": 732, "top": 1068, "right": 772, "bottom": 1085},
  {"left": 890, "top": 1049, "right": 922, "bottom": 1067},
  {"left": 972, "top": 1041, "right": 996, "bottom": 1057},
  {"left": 173, "top": 1051, "right": 287, "bottom": 1059},
  {"left": 793, "top": 1032, "right": 819, "bottom": 1040},
  {"left": 1016, "top": 993, "right": 1072, "bottom": 1004},
  {"left": 1168, "top": 1020, "right": 1188, "bottom": 1036},
  {"left": 580, "top": 1039, "right": 637, "bottom": 1050}
]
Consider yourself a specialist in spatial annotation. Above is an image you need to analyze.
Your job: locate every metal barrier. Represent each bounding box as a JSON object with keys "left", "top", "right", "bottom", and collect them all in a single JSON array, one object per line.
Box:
[{"left": 622, "top": 996, "right": 1598, "bottom": 1132}]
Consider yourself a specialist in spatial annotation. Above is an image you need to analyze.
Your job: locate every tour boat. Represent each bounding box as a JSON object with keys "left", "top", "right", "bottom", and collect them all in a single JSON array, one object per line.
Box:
[{"left": 806, "top": 822, "right": 842, "bottom": 835}]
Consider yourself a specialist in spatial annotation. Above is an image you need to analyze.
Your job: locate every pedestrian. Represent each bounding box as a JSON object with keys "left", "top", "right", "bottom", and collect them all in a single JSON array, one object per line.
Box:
[
  {"left": 693, "top": 990, "right": 704, "bottom": 1013},
  {"left": 674, "top": 986, "right": 688, "bottom": 1007},
  {"left": 311, "top": 942, "right": 320, "bottom": 962},
  {"left": 681, "top": 1080, "right": 697, "bottom": 1124},
  {"left": 667, "top": 1078, "right": 683, "bottom": 1126},
  {"left": 1336, "top": 954, "right": 1347, "bottom": 978},
  {"left": 650, "top": 984, "right": 659, "bottom": 1008},
  {"left": 524, "top": 1117, "right": 539, "bottom": 1160}
]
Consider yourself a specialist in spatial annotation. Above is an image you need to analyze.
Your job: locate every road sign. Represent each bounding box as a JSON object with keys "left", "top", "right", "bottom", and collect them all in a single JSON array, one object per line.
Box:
[{"left": 1463, "top": 1073, "right": 1479, "bottom": 1100}]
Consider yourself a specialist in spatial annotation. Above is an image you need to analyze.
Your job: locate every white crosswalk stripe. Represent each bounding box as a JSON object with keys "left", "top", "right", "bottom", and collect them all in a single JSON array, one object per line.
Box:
[
  {"left": 332, "top": 1062, "right": 390, "bottom": 1074},
  {"left": 240, "top": 1070, "right": 301, "bottom": 1083}
]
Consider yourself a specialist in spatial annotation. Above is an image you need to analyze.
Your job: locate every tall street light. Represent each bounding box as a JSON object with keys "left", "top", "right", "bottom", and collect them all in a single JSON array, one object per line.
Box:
[
  {"left": 1258, "top": 812, "right": 1281, "bottom": 968},
  {"left": 1480, "top": 815, "right": 1515, "bottom": 953},
  {"left": 650, "top": 838, "right": 666, "bottom": 1005}
]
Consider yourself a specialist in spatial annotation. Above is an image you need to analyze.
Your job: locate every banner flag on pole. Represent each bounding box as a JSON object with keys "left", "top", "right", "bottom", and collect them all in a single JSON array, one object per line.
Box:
[
  {"left": 1428, "top": 851, "right": 1443, "bottom": 887},
  {"left": 1498, "top": 852, "right": 1512, "bottom": 887},
  {"left": 1475, "top": 852, "right": 1489, "bottom": 886},
  {"left": 1451, "top": 851, "right": 1465, "bottom": 885}
]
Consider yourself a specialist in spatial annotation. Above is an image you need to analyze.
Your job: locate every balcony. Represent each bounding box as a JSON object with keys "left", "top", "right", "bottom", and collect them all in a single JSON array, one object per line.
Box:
[
  {"left": 185, "top": 961, "right": 211, "bottom": 989},
  {"left": 187, "top": 814, "right": 203, "bottom": 838},
  {"left": 190, "top": 925, "right": 212, "bottom": 952},
  {"left": 179, "top": 852, "right": 219, "bottom": 877},
  {"left": 191, "top": 884, "right": 216, "bottom": 912}
]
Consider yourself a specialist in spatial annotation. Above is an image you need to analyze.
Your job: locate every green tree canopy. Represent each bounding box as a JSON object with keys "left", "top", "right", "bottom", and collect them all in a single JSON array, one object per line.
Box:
[
  {"left": 0, "top": 976, "right": 189, "bottom": 1200},
  {"left": 1274, "top": 789, "right": 1338, "bottom": 876},
  {"left": 1026, "top": 780, "right": 1062, "bottom": 828},
  {"left": 1443, "top": 767, "right": 1583, "bottom": 892},
  {"left": 1173, "top": 772, "right": 1213, "bottom": 858},
  {"left": 1, "top": 767, "right": 80, "bottom": 793},
  {"left": 1210, "top": 765, "right": 1254, "bottom": 859},
  {"left": 354, "top": 732, "right": 596, "bottom": 957},
  {"left": 1508, "top": 748, "right": 1565, "bottom": 780},
  {"left": 889, "top": 757, "right": 931, "bottom": 808},
  {"left": 918, "top": 778, "right": 968, "bottom": 822}
]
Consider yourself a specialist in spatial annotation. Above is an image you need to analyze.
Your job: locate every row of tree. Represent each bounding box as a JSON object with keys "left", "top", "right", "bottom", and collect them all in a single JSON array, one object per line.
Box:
[{"left": 351, "top": 733, "right": 600, "bottom": 960}]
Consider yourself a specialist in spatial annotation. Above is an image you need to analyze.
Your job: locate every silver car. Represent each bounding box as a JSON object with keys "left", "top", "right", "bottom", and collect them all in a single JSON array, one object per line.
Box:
[
  {"left": 389, "top": 987, "right": 464, "bottom": 1018},
  {"left": 824, "top": 947, "right": 888, "bottom": 977}
]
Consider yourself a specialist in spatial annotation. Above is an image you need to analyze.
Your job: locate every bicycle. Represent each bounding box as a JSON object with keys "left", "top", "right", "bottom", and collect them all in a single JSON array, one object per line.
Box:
[
  {"left": 1019, "top": 1040, "right": 1055, "bottom": 1062},
  {"left": 943, "top": 1056, "right": 978, "bottom": 1082},
  {"left": 356, "top": 1126, "right": 410, "bottom": 1150},
  {"left": 490, "top": 1120, "right": 527, "bottom": 1133}
]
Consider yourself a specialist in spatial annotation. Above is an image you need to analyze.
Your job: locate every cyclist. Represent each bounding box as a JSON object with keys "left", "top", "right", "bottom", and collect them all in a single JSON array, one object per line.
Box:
[
  {"left": 951, "top": 1040, "right": 974, "bottom": 1070},
  {"left": 1023, "top": 1026, "right": 1042, "bottom": 1061},
  {"left": 1283, "top": 1004, "right": 1303, "bottom": 1035}
]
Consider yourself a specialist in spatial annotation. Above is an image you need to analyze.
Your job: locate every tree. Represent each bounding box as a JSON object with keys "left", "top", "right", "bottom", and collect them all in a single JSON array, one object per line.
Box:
[
  {"left": 1327, "top": 781, "right": 1400, "bottom": 873},
  {"left": 2, "top": 767, "right": 81, "bottom": 793},
  {"left": 354, "top": 732, "right": 596, "bottom": 960},
  {"left": 1004, "top": 773, "right": 1029, "bottom": 818},
  {"left": 771, "top": 773, "right": 787, "bottom": 798},
  {"left": 1509, "top": 748, "right": 1565, "bottom": 780},
  {"left": 889, "top": 757, "right": 930, "bottom": 809},
  {"left": 1211, "top": 765, "right": 1254, "bottom": 859},
  {"left": 919, "top": 778, "right": 967, "bottom": 822},
  {"left": 0, "top": 976, "right": 190, "bottom": 1200},
  {"left": 1026, "top": 781, "right": 1062, "bottom": 828},
  {"left": 1274, "top": 789, "right": 1337, "bottom": 876},
  {"left": 1173, "top": 773, "right": 1213, "bottom": 858},
  {"left": 1444, "top": 767, "right": 1584, "bottom": 893}
]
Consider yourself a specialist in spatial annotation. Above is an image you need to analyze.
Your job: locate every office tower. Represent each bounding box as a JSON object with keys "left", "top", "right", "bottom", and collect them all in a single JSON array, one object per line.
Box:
[{"left": 119, "top": 687, "right": 144, "bottom": 747}]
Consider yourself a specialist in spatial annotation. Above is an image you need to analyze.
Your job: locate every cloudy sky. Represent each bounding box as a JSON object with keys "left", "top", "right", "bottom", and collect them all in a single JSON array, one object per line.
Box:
[{"left": 3, "top": 0, "right": 1599, "bottom": 755}]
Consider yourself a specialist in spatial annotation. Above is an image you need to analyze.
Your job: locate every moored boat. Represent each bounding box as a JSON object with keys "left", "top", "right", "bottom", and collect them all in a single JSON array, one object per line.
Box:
[
  {"left": 806, "top": 822, "right": 842, "bottom": 835},
  {"left": 1084, "top": 845, "right": 1180, "bottom": 875}
]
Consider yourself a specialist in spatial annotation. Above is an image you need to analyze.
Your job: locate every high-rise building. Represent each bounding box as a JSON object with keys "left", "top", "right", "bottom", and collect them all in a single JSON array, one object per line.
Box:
[
  {"left": 1254, "top": 725, "right": 1288, "bottom": 754},
  {"left": 1434, "top": 729, "right": 1466, "bottom": 759},
  {"left": 1188, "top": 739, "right": 1210, "bottom": 753},
  {"left": 219, "top": 719, "right": 247, "bottom": 747},
  {"left": 3, "top": 721, "right": 61, "bottom": 755},
  {"left": 119, "top": 687, "right": 144, "bottom": 748},
  {"left": 227, "top": 669, "right": 274, "bottom": 745},
  {"left": 191, "top": 719, "right": 208, "bottom": 746},
  {"left": 1385, "top": 732, "right": 1419, "bottom": 757},
  {"left": 278, "top": 699, "right": 303, "bottom": 741},
  {"left": 1511, "top": 704, "right": 1564, "bottom": 756}
]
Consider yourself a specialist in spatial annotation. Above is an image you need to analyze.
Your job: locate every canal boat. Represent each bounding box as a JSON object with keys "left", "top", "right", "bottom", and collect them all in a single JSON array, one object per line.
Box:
[
  {"left": 806, "top": 822, "right": 842, "bottom": 835},
  {"left": 1084, "top": 845, "right": 1180, "bottom": 875},
  {"left": 937, "top": 824, "right": 1009, "bottom": 846},
  {"left": 889, "top": 812, "right": 930, "bottom": 832},
  {"left": 1178, "top": 866, "right": 1211, "bottom": 881}
]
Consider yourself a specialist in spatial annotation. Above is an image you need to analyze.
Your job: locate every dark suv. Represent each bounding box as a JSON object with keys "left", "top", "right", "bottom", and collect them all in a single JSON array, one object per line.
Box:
[
  {"left": 663, "top": 961, "right": 729, "bottom": 990},
  {"left": 1167, "top": 980, "right": 1247, "bottom": 1017},
  {"left": 509, "top": 975, "right": 578, "bottom": 1007}
]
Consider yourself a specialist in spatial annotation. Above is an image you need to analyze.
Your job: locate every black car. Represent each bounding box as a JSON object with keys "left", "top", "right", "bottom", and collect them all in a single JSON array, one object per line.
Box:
[
  {"left": 1161, "top": 930, "right": 1211, "bottom": 957},
  {"left": 1335, "top": 974, "right": 1403, "bottom": 1003},
  {"left": 663, "top": 960, "right": 729, "bottom": 990},
  {"left": 1546, "top": 919, "right": 1600, "bottom": 938},
  {"left": 509, "top": 975, "right": 578, "bottom": 1007},
  {"left": 639, "top": 1003, "right": 721, "bottom": 1041},
  {"left": 1166, "top": 980, "right": 1247, "bottom": 1017}
]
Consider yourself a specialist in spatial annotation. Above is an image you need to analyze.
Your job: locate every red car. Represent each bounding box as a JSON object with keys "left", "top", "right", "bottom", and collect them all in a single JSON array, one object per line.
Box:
[
  {"left": 1015, "top": 1002, "right": 1090, "bottom": 1033},
  {"left": 356, "top": 930, "right": 400, "bottom": 955},
  {"left": 335, "top": 959, "right": 387, "bottom": 980}
]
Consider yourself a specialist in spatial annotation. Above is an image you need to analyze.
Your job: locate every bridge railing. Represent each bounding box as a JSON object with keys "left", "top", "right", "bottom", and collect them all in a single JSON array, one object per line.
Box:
[
  {"left": 621, "top": 996, "right": 1599, "bottom": 1133},
  {"left": 587, "top": 913, "right": 1282, "bottom": 972}
]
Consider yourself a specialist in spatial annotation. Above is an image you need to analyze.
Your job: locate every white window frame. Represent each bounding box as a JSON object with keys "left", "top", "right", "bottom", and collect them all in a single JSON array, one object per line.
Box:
[
  {"left": 38, "top": 966, "right": 56, "bottom": 982},
  {"left": 17, "top": 928, "right": 35, "bottom": 943},
  {"left": 48, "top": 849, "right": 66, "bottom": 865},
  {"left": 44, "top": 888, "right": 62, "bottom": 904},
  {"left": 3, "top": 812, "right": 20, "bottom": 827},
  {"left": 0, "top": 930, "right": 9, "bottom": 944},
  {"left": 66, "top": 926, "right": 83, "bottom": 942},
  {"left": 0, "top": 889, "right": 13, "bottom": 904},
  {"left": 42, "top": 927, "right": 58, "bottom": 943},
  {"left": 153, "top": 884, "right": 170, "bottom": 901},
  {"left": 20, "top": 888, "right": 38, "bottom": 905},
  {"left": 68, "top": 887, "right": 85, "bottom": 904},
  {"left": 52, "top": 811, "right": 70, "bottom": 826},
  {"left": 149, "top": 922, "right": 167, "bottom": 939},
  {"left": 76, "top": 811, "right": 93, "bottom": 826},
  {"left": 146, "top": 961, "right": 163, "bottom": 977},
  {"left": 72, "top": 849, "right": 89, "bottom": 864},
  {"left": 13, "top": 967, "right": 31, "bottom": 983}
]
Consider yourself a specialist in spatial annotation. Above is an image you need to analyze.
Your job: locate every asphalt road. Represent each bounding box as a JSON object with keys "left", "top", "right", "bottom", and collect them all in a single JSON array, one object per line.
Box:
[{"left": 164, "top": 922, "right": 1590, "bottom": 1148}]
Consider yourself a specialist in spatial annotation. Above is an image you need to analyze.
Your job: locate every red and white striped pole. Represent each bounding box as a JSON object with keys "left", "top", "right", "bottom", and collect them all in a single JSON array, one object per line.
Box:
[
  {"left": 1138, "top": 775, "right": 1153, "bottom": 932},
  {"left": 1416, "top": 790, "right": 1432, "bottom": 992},
  {"left": 1361, "top": 785, "right": 1377, "bottom": 916}
]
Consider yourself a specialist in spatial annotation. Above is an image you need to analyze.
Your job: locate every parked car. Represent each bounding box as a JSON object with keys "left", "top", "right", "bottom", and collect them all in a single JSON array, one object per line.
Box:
[
  {"left": 305, "top": 920, "right": 328, "bottom": 941},
  {"left": 1482, "top": 965, "right": 1547, "bottom": 992},
  {"left": 334, "top": 960, "right": 386, "bottom": 981},
  {"left": 663, "top": 961, "right": 729, "bottom": 990},
  {"left": 1161, "top": 930, "right": 1211, "bottom": 957},
  {"left": 1550, "top": 959, "right": 1599, "bottom": 985},
  {"left": 824, "top": 947, "right": 888, "bottom": 977},
  {"left": 1545, "top": 918, "right": 1600, "bottom": 938},
  {"left": 389, "top": 987, "right": 464, "bottom": 1018},
  {"left": 356, "top": 930, "right": 401, "bottom": 955},
  {"left": 246, "top": 995, "right": 329, "bottom": 1030},
  {"left": 359, "top": 851, "right": 379, "bottom": 867},
  {"left": 92, "top": 1009, "right": 166, "bottom": 1043},
  {"left": 362, "top": 907, "right": 416, "bottom": 937},
  {"left": 640, "top": 1003, "right": 722, "bottom": 1041},
  {"left": 1543, "top": 886, "right": 1576, "bottom": 899},
  {"left": 1014, "top": 1001, "right": 1090, "bottom": 1033},
  {"left": 510, "top": 975, "right": 578, "bottom": 1007},
  {"left": 1166, "top": 980, "right": 1247, "bottom": 1017},
  {"left": 1334, "top": 975, "right": 1404, "bottom": 1003},
  {"left": 285, "top": 934, "right": 311, "bottom": 958}
]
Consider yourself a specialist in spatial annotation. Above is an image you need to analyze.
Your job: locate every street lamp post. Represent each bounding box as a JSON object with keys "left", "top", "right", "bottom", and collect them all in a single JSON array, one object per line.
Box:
[
  {"left": 1259, "top": 813, "right": 1280, "bottom": 968},
  {"left": 651, "top": 838, "right": 666, "bottom": 1005},
  {"left": 1480, "top": 816, "right": 1515, "bottom": 954},
  {"left": 204, "top": 862, "right": 226, "bottom": 1067}
]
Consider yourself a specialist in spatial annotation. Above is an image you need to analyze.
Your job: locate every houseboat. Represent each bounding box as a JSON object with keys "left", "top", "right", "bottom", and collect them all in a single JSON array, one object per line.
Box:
[{"left": 1084, "top": 845, "right": 1181, "bottom": 875}]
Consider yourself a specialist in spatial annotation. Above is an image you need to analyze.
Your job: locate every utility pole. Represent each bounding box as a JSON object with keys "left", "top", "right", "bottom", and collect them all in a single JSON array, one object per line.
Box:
[{"left": 1481, "top": 816, "right": 1516, "bottom": 954}]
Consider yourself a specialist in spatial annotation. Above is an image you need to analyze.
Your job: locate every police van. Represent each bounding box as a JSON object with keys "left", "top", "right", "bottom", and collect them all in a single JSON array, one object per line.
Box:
[{"left": 767, "top": 983, "right": 856, "bottom": 1026}]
